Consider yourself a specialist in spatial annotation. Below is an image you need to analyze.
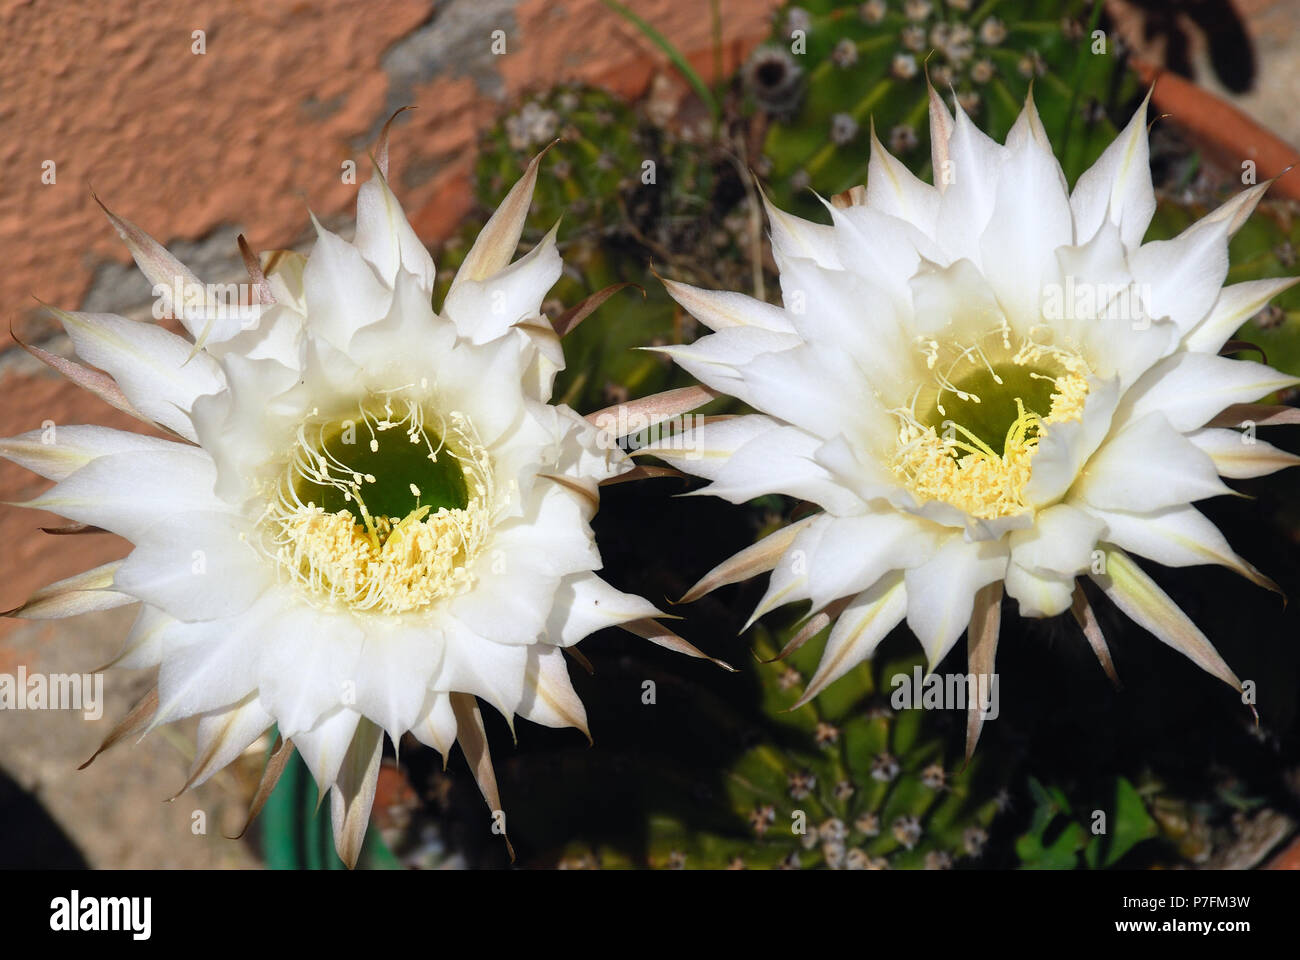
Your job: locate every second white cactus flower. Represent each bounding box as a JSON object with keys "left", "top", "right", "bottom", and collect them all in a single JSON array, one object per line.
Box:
[{"left": 646, "top": 88, "right": 1298, "bottom": 754}]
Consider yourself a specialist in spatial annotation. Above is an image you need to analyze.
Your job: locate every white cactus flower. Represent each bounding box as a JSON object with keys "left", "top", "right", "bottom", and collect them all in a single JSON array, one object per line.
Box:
[
  {"left": 1, "top": 136, "right": 723, "bottom": 866},
  {"left": 648, "top": 88, "right": 1299, "bottom": 754}
]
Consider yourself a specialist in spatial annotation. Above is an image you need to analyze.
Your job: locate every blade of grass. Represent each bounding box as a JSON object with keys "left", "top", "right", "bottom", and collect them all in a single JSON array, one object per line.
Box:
[
  {"left": 602, "top": 0, "right": 720, "bottom": 129},
  {"left": 710, "top": 0, "right": 722, "bottom": 87},
  {"left": 1060, "top": 0, "right": 1107, "bottom": 161}
]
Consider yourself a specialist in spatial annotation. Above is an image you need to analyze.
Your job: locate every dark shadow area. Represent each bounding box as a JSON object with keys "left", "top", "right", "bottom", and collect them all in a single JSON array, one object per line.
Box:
[{"left": 0, "top": 767, "right": 88, "bottom": 869}]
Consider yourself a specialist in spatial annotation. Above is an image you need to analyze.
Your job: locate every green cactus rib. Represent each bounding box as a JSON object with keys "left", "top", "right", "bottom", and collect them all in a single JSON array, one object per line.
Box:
[
  {"left": 556, "top": 615, "right": 1009, "bottom": 870},
  {"left": 756, "top": 0, "right": 1139, "bottom": 220}
]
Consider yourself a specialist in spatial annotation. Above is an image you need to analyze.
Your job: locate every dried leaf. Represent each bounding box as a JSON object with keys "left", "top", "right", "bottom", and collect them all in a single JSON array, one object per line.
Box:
[
  {"left": 79, "top": 686, "right": 158, "bottom": 770},
  {"left": 1205, "top": 404, "right": 1300, "bottom": 428},
  {"left": 374, "top": 105, "right": 415, "bottom": 180},
  {"left": 599, "top": 465, "right": 686, "bottom": 487},
  {"left": 563, "top": 646, "right": 595, "bottom": 675},
  {"left": 586, "top": 384, "right": 720, "bottom": 433},
  {"left": 12, "top": 326, "right": 152, "bottom": 428},
  {"left": 450, "top": 693, "right": 514, "bottom": 861},
  {"left": 552, "top": 282, "right": 642, "bottom": 337},
  {"left": 4, "top": 561, "right": 132, "bottom": 620},
  {"left": 767, "top": 595, "right": 852, "bottom": 663},
  {"left": 237, "top": 234, "right": 274, "bottom": 305},
  {"left": 40, "top": 523, "right": 108, "bottom": 536},
  {"left": 229, "top": 735, "right": 294, "bottom": 840},
  {"left": 330, "top": 718, "right": 385, "bottom": 870},
  {"left": 965, "top": 581, "right": 1002, "bottom": 763},
  {"left": 450, "top": 141, "right": 557, "bottom": 292},
  {"left": 1071, "top": 583, "right": 1120, "bottom": 689},
  {"left": 619, "top": 617, "right": 736, "bottom": 672},
  {"left": 1091, "top": 547, "right": 1240, "bottom": 690},
  {"left": 679, "top": 516, "right": 817, "bottom": 604}
]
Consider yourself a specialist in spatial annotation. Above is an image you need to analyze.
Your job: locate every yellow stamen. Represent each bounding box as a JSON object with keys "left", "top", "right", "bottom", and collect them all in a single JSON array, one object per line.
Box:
[
  {"left": 889, "top": 329, "right": 1090, "bottom": 519},
  {"left": 256, "top": 395, "right": 498, "bottom": 614}
]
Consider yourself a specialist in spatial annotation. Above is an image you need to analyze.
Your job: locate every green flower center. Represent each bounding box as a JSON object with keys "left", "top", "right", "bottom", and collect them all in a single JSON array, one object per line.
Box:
[
  {"left": 260, "top": 396, "right": 496, "bottom": 614},
  {"left": 889, "top": 331, "right": 1092, "bottom": 519},
  {"left": 293, "top": 416, "right": 470, "bottom": 523},
  {"left": 918, "top": 362, "right": 1058, "bottom": 458}
]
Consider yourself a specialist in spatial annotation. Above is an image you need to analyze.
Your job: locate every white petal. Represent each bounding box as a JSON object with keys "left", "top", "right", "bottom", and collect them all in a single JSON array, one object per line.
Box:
[
  {"left": 302, "top": 219, "right": 392, "bottom": 350},
  {"left": 430, "top": 619, "right": 529, "bottom": 724},
  {"left": 410, "top": 691, "right": 458, "bottom": 758},
  {"left": 776, "top": 249, "right": 911, "bottom": 381},
  {"left": 904, "top": 534, "right": 1008, "bottom": 668},
  {"left": 1084, "top": 503, "right": 1272, "bottom": 590},
  {"left": 795, "top": 572, "right": 908, "bottom": 708},
  {"left": 823, "top": 205, "right": 935, "bottom": 311},
  {"left": 727, "top": 341, "right": 895, "bottom": 446},
  {"left": 349, "top": 623, "right": 443, "bottom": 740},
  {"left": 450, "top": 148, "right": 546, "bottom": 292},
  {"left": 866, "top": 124, "right": 940, "bottom": 236},
  {"left": 1188, "top": 427, "right": 1300, "bottom": 478},
  {"left": 353, "top": 172, "right": 435, "bottom": 292},
  {"left": 113, "top": 604, "right": 172, "bottom": 670},
  {"left": 907, "top": 257, "right": 1003, "bottom": 338},
  {"left": 648, "top": 416, "right": 865, "bottom": 515},
  {"left": 927, "top": 83, "right": 955, "bottom": 193},
  {"left": 22, "top": 448, "right": 221, "bottom": 540},
  {"left": 1009, "top": 503, "right": 1105, "bottom": 577},
  {"left": 933, "top": 101, "right": 1007, "bottom": 264},
  {"left": 1069, "top": 91, "right": 1154, "bottom": 250},
  {"left": 293, "top": 706, "right": 362, "bottom": 792},
  {"left": 978, "top": 110, "right": 1072, "bottom": 329},
  {"left": 759, "top": 188, "right": 843, "bottom": 270},
  {"left": 545, "top": 571, "right": 663, "bottom": 647},
  {"left": 1004, "top": 562, "right": 1074, "bottom": 618},
  {"left": 1022, "top": 376, "right": 1120, "bottom": 508},
  {"left": 256, "top": 600, "right": 365, "bottom": 737},
  {"left": 449, "top": 565, "right": 562, "bottom": 647},
  {"left": 1114, "top": 352, "right": 1299, "bottom": 434},
  {"left": 800, "top": 511, "right": 939, "bottom": 612},
  {"left": 190, "top": 353, "right": 307, "bottom": 504},
  {"left": 349, "top": 268, "right": 453, "bottom": 384},
  {"left": 1079, "top": 316, "right": 1178, "bottom": 393},
  {"left": 113, "top": 511, "right": 269, "bottom": 621},
  {"left": 443, "top": 223, "right": 562, "bottom": 344},
  {"left": 665, "top": 274, "right": 795, "bottom": 335},
  {"left": 262, "top": 249, "right": 308, "bottom": 313},
  {"left": 152, "top": 593, "right": 285, "bottom": 727},
  {"left": 207, "top": 301, "right": 305, "bottom": 371},
  {"left": 648, "top": 327, "right": 802, "bottom": 388},
  {"left": 745, "top": 515, "right": 831, "bottom": 625},
  {"left": 4, "top": 561, "right": 133, "bottom": 620},
  {"left": 1090, "top": 547, "right": 1239, "bottom": 688},
  {"left": 1073, "top": 412, "right": 1232, "bottom": 511},
  {"left": 1053, "top": 220, "right": 1131, "bottom": 320},
  {"left": 97, "top": 202, "right": 215, "bottom": 343},
  {"left": 0, "top": 424, "right": 179, "bottom": 482},
  {"left": 185, "top": 694, "right": 275, "bottom": 792},
  {"left": 518, "top": 645, "right": 589, "bottom": 735},
  {"left": 1184, "top": 277, "right": 1300, "bottom": 354},
  {"left": 329, "top": 717, "right": 384, "bottom": 869},
  {"left": 1131, "top": 218, "right": 1231, "bottom": 336},
  {"left": 432, "top": 332, "right": 531, "bottom": 448},
  {"left": 52, "top": 307, "right": 224, "bottom": 440}
]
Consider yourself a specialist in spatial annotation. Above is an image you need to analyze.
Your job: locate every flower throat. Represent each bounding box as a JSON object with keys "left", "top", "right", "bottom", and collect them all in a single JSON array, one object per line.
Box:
[
  {"left": 260, "top": 395, "right": 494, "bottom": 614},
  {"left": 890, "top": 330, "right": 1090, "bottom": 519}
]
